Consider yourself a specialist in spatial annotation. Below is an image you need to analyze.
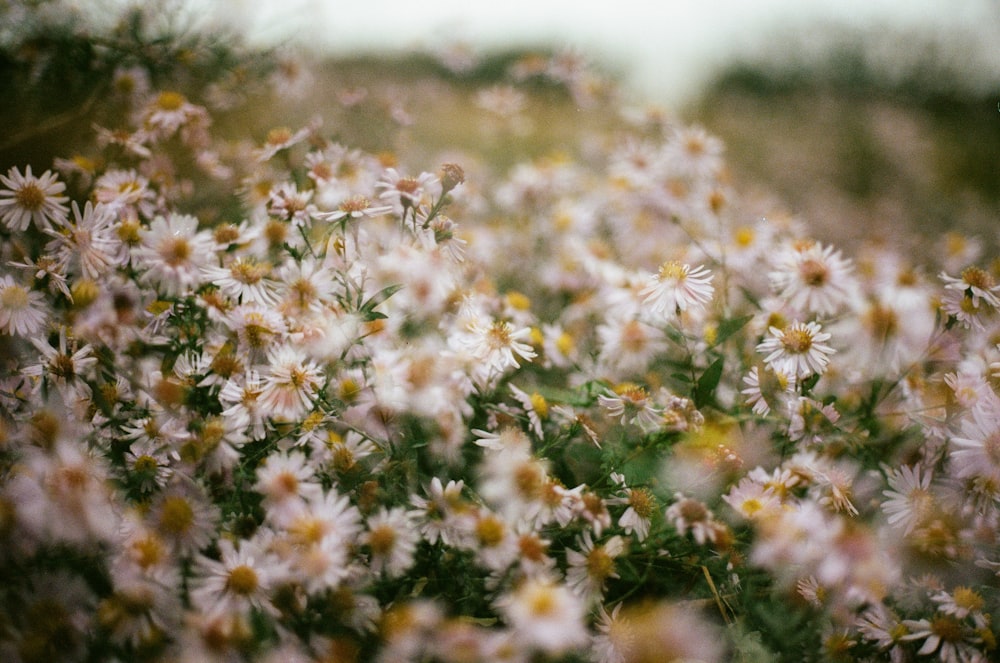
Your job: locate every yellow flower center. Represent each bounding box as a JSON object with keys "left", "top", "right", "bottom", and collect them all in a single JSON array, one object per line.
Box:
[
  {"left": 159, "top": 496, "right": 194, "bottom": 535},
  {"left": 226, "top": 565, "right": 259, "bottom": 596},
  {"left": 155, "top": 91, "right": 186, "bottom": 111},
  {"left": 586, "top": 547, "right": 615, "bottom": 581},
  {"left": 657, "top": 260, "right": 685, "bottom": 281},
  {"left": 1, "top": 284, "right": 30, "bottom": 310},
  {"left": 952, "top": 586, "right": 985, "bottom": 613},
  {"left": 368, "top": 525, "right": 396, "bottom": 555},
  {"left": 476, "top": 515, "right": 506, "bottom": 547},
  {"left": 15, "top": 182, "right": 45, "bottom": 211},
  {"left": 628, "top": 488, "right": 656, "bottom": 519},
  {"left": 230, "top": 258, "right": 270, "bottom": 286},
  {"left": 781, "top": 328, "right": 814, "bottom": 354},
  {"left": 962, "top": 266, "right": 994, "bottom": 291},
  {"left": 265, "top": 126, "right": 294, "bottom": 146},
  {"left": 160, "top": 237, "right": 192, "bottom": 266}
]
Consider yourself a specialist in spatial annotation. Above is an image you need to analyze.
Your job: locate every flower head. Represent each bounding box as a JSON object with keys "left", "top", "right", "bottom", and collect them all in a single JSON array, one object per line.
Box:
[{"left": 756, "top": 320, "right": 835, "bottom": 379}]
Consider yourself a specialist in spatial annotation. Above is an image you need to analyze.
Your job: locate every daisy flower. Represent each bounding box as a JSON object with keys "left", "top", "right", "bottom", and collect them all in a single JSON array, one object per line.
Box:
[
  {"left": 564, "top": 532, "right": 624, "bottom": 602},
  {"left": 0, "top": 274, "right": 48, "bottom": 337},
  {"left": 940, "top": 266, "right": 1000, "bottom": 308},
  {"left": 134, "top": 213, "right": 215, "bottom": 298},
  {"left": 253, "top": 124, "right": 314, "bottom": 162},
  {"left": 640, "top": 260, "right": 714, "bottom": 317},
  {"left": 254, "top": 451, "right": 323, "bottom": 523},
  {"left": 496, "top": 576, "right": 589, "bottom": 656},
  {"left": 313, "top": 194, "right": 393, "bottom": 224},
  {"left": 596, "top": 317, "right": 667, "bottom": 377},
  {"left": 45, "top": 200, "right": 120, "bottom": 280},
  {"left": 881, "top": 464, "right": 937, "bottom": 535},
  {"left": 756, "top": 320, "right": 836, "bottom": 379},
  {"left": 0, "top": 165, "right": 69, "bottom": 231},
  {"left": 722, "top": 476, "right": 782, "bottom": 521},
  {"left": 460, "top": 317, "right": 536, "bottom": 382},
  {"left": 608, "top": 474, "right": 656, "bottom": 542},
  {"left": 189, "top": 537, "right": 284, "bottom": 617},
  {"left": 901, "top": 614, "right": 988, "bottom": 662},
  {"left": 259, "top": 344, "right": 324, "bottom": 422},
  {"left": 948, "top": 401, "right": 1000, "bottom": 484},
  {"left": 364, "top": 506, "right": 419, "bottom": 578},
  {"left": 598, "top": 383, "right": 661, "bottom": 432},
  {"left": 140, "top": 90, "right": 209, "bottom": 141},
  {"left": 741, "top": 365, "right": 794, "bottom": 416},
  {"left": 203, "top": 256, "right": 278, "bottom": 305},
  {"left": 768, "top": 240, "right": 856, "bottom": 316},
  {"left": 149, "top": 480, "right": 219, "bottom": 556},
  {"left": 665, "top": 493, "right": 718, "bottom": 545},
  {"left": 93, "top": 169, "right": 156, "bottom": 218},
  {"left": 25, "top": 327, "right": 98, "bottom": 401},
  {"left": 375, "top": 167, "right": 438, "bottom": 213}
]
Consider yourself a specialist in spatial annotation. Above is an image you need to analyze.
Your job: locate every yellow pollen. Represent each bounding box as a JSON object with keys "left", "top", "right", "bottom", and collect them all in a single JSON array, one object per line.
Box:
[
  {"left": 155, "top": 91, "right": 186, "bottom": 111},
  {"left": 742, "top": 498, "right": 764, "bottom": 516},
  {"left": 628, "top": 488, "right": 656, "bottom": 518},
  {"left": 962, "top": 266, "right": 994, "bottom": 291},
  {"left": 734, "top": 226, "right": 755, "bottom": 247},
  {"left": 158, "top": 496, "right": 194, "bottom": 535},
  {"left": 368, "top": 525, "right": 396, "bottom": 555},
  {"left": 476, "top": 516, "right": 505, "bottom": 547},
  {"left": 505, "top": 291, "right": 531, "bottom": 311},
  {"left": 657, "top": 260, "right": 686, "bottom": 281},
  {"left": 133, "top": 454, "right": 158, "bottom": 473},
  {"left": 586, "top": 547, "right": 615, "bottom": 580},
  {"left": 1, "top": 284, "right": 30, "bottom": 309},
  {"left": 555, "top": 332, "right": 575, "bottom": 356},
  {"left": 265, "top": 126, "right": 294, "bottom": 146},
  {"left": 226, "top": 565, "right": 259, "bottom": 596},
  {"left": 230, "top": 258, "right": 270, "bottom": 285},
  {"left": 339, "top": 195, "right": 370, "bottom": 213},
  {"left": 527, "top": 586, "right": 557, "bottom": 616},
  {"left": 929, "top": 615, "right": 964, "bottom": 643},
  {"left": 160, "top": 237, "right": 191, "bottom": 266},
  {"left": 952, "top": 586, "right": 985, "bottom": 613},
  {"left": 530, "top": 392, "right": 549, "bottom": 418},
  {"left": 15, "top": 182, "right": 45, "bottom": 211},
  {"left": 781, "top": 328, "right": 814, "bottom": 354}
]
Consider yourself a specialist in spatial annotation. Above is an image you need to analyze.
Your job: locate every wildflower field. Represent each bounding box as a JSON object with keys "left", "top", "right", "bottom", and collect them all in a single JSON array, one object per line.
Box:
[{"left": 2, "top": 4, "right": 1000, "bottom": 662}]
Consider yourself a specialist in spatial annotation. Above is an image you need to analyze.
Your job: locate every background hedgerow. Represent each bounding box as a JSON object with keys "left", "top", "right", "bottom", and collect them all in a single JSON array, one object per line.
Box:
[{"left": 1, "top": 2, "right": 999, "bottom": 663}]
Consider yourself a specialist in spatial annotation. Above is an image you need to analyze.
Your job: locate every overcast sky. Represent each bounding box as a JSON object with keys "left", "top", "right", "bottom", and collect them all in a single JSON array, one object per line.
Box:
[{"left": 111, "top": 0, "right": 1000, "bottom": 106}]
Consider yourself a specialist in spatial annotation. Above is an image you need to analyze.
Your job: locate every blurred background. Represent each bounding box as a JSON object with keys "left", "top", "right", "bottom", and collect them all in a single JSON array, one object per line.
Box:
[{"left": 5, "top": 0, "right": 1000, "bottom": 255}]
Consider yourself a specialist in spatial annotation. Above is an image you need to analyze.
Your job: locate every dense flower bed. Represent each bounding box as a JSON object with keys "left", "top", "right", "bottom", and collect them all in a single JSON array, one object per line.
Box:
[{"left": 2, "top": 9, "right": 999, "bottom": 663}]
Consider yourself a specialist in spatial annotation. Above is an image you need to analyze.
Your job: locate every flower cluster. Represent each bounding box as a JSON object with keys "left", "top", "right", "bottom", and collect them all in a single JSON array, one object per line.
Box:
[{"left": 2, "top": 15, "right": 1000, "bottom": 663}]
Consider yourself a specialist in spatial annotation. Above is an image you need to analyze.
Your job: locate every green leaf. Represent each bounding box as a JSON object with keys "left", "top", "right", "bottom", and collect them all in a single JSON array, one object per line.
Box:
[
  {"left": 359, "top": 283, "right": 403, "bottom": 319},
  {"left": 714, "top": 314, "right": 754, "bottom": 347},
  {"left": 694, "top": 356, "right": 724, "bottom": 408}
]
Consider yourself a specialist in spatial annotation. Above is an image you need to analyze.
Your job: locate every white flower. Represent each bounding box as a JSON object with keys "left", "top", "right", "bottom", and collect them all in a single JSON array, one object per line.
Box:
[
  {"left": 640, "top": 261, "right": 714, "bottom": 317},
  {"left": 459, "top": 317, "right": 536, "bottom": 384},
  {"left": 769, "top": 240, "right": 856, "bottom": 316},
  {"left": 564, "top": 532, "right": 624, "bottom": 602},
  {"left": 259, "top": 345, "right": 324, "bottom": 422},
  {"left": 203, "top": 256, "right": 278, "bottom": 305},
  {"left": 0, "top": 165, "right": 69, "bottom": 231},
  {"left": 881, "top": 464, "right": 936, "bottom": 535},
  {"left": 189, "top": 537, "right": 284, "bottom": 617},
  {"left": 134, "top": 213, "right": 215, "bottom": 297},
  {"left": 496, "top": 576, "right": 589, "bottom": 655},
  {"left": 0, "top": 275, "right": 48, "bottom": 337},
  {"left": 46, "top": 200, "right": 121, "bottom": 280},
  {"left": 364, "top": 506, "right": 419, "bottom": 578},
  {"left": 756, "top": 320, "right": 836, "bottom": 379}
]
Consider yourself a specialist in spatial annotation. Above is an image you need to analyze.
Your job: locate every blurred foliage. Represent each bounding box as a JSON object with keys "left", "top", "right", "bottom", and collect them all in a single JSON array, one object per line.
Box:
[{"left": 690, "top": 27, "right": 1000, "bottom": 257}]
